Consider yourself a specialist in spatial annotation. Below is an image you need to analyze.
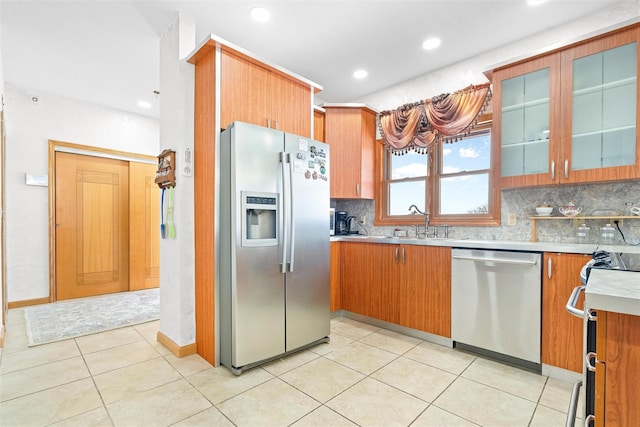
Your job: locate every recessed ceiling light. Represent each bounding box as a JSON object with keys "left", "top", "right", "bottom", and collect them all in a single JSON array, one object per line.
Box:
[
  {"left": 251, "top": 6, "right": 271, "bottom": 22},
  {"left": 422, "top": 37, "right": 441, "bottom": 50},
  {"left": 137, "top": 100, "right": 152, "bottom": 109},
  {"left": 353, "top": 69, "right": 368, "bottom": 79},
  {"left": 527, "top": 0, "right": 547, "bottom": 5}
]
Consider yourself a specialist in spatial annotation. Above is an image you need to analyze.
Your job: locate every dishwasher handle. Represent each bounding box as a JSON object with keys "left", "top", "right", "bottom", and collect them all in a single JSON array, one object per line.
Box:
[
  {"left": 566, "top": 285, "right": 586, "bottom": 318},
  {"left": 451, "top": 255, "right": 537, "bottom": 266}
]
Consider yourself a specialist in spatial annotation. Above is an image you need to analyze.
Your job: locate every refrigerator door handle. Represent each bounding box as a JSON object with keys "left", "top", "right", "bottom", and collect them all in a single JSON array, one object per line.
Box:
[
  {"left": 280, "top": 152, "right": 288, "bottom": 274},
  {"left": 288, "top": 157, "right": 296, "bottom": 272}
]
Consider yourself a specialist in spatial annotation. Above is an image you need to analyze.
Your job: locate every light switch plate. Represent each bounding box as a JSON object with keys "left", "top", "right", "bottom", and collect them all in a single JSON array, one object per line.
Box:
[
  {"left": 26, "top": 174, "right": 48, "bottom": 186},
  {"left": 507, "top": 212, "right": 517, "bottom": 226}
]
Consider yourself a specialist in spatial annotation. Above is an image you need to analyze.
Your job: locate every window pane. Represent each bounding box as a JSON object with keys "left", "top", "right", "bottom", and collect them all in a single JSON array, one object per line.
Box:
[
  {"left": 390, "top": 152, "right": 427, "bottom": 179},
  {"left": 389, "top": 181, "right": 425, "bottom": 216},
  {"left": 441, "top": 131, "right": 491, "bottom": 173},
  {"left": 439, "top": 173, "right": 489, "bottom": 214}
]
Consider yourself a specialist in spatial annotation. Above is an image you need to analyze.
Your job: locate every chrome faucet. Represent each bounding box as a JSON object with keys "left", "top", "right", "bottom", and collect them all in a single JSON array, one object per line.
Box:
[
  {"left": 408, "top": 204, "right": 430, "bottom": 225},
  {"left": 408, "top": 204, "right": 431, "bottom": 238}
]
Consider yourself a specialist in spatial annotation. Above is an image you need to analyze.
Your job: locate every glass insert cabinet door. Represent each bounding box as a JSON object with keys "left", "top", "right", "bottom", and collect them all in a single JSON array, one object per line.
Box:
[
  {"left": 570, "top": 42, "right": 637, "bottom": 171},
  {"left": 561, "top": 26, "right": 640, "bottom": 183},
  {"left": 494, "top": 52, "right": 561, "bottom": 187},
  {"left": 500, "top": 68, "right": 551, "bottom": 177}
]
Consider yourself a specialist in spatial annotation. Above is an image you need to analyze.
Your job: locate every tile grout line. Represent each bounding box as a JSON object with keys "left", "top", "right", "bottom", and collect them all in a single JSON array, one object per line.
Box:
[{"left": 68, "top": 337, "right": 115, "bottom": 426}]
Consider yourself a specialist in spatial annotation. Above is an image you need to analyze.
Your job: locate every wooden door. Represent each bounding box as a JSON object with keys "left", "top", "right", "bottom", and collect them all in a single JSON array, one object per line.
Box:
[
  {"left": 541, "top": 252, "right": 590, "bottom": 372},
  {"left": 399, "top": 245, "right": 451, "bottom": 337},
  {"left": 56, "top": 152, "right": 129, "bottom": 300},
  {"left": 129, "top": 162, "right": 159, "bottom": 290}
]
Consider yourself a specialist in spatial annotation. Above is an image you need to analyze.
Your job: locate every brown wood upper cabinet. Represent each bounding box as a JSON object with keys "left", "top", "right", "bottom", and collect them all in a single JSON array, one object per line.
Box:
[
  {"left": 221, "top": 50, "right": 312, "bottom": 137},
  {"left": 492, "top": 24, "right": 640, "bottom": 188},
  {"left": 313, "top": 107, "right": 325, "bottom": 142},
  {"left": 324, "top": 105, "right": 376, "bottom": 199}
]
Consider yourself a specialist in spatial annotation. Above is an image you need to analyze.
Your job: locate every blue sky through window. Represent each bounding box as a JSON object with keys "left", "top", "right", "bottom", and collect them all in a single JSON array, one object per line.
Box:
[{"left": 388, "top": 131, "right": 491, "bottom": 215}]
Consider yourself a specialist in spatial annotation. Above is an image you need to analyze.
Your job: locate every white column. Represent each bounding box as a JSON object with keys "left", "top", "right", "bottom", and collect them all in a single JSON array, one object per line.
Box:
[{"left": 158, "top": 13, "right": 196, "bottom": 348}]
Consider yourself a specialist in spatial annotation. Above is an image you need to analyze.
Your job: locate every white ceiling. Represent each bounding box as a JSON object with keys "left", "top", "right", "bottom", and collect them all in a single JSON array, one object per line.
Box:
[{"left": 1, "top": 0, "right": 623, "bottom": 119}]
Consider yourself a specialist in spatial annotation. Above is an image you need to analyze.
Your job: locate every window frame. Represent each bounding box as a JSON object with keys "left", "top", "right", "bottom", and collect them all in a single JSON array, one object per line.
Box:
[{"left": 375, "top": 116, "right": 500, "bottom": 227}]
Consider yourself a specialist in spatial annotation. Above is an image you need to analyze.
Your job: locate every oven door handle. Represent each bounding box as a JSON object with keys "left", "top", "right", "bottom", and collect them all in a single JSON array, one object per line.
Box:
[
  {"left": 566, "top": 285, "right": 586, "bottom": 318},
  {"left": 565, "top": 379, "right": 582, "bottom": 427}
]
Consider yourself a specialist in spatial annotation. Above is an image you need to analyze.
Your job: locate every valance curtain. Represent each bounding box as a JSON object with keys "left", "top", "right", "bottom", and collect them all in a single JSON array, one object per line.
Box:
[{"left": 378, "top": 82, "right": 492, "bottom": 155}]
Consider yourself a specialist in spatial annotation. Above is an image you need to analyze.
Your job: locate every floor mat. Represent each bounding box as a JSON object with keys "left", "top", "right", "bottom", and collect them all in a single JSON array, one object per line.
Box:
[{"left": 24, "top": 288, "right": 159, "bottom": 346}]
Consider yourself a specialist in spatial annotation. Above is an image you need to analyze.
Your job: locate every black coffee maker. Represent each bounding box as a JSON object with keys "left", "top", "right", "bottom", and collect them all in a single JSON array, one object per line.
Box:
[{"left": 336, "top": 211, "right": 349, "bottom": 235}]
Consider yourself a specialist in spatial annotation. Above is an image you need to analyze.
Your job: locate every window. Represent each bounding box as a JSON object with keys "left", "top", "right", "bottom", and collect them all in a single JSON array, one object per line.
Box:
[
  {"left": 375, "top": 121, "right": 500, "bottom": 226},
  {"left": 437, "top": 129, "right": 490, "bottom": 215},
  {"left": 387, "top": 151, "right": 428, "bottom": 216}
]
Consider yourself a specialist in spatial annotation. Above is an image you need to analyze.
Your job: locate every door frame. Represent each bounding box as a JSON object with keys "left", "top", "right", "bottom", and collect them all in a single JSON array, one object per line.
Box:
[{"left": 48, "top": 140, "right": 156, "bottom": 302}]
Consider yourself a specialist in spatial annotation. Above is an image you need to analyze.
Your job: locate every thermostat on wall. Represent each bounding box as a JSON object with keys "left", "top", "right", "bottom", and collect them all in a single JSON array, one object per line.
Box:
[
  {"left": 182, "top": 147, "right": 193, "bottom": 177},
  {"left": 26, "top": 174, "right": 48, "bottom": 186}
]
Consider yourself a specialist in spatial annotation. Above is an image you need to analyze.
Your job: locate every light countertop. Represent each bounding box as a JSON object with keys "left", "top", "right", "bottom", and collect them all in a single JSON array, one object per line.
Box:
[
  {"left": 585, "top": 269, "right": 640, "bottom": 316},
  {"left": 331, "top": 235, "right": 640, "bottom": 255}
]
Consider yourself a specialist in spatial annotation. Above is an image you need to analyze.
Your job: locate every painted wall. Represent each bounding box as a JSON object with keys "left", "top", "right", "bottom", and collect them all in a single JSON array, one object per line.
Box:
[
  {"left": 157, "top": 14, "right": 196, "bottom": 347},
  {"left": 4, "top": 83, "right": 159, "bottom": 302},
  {"left": 1, "top": 2, "right": 5, "bottom": 323}
]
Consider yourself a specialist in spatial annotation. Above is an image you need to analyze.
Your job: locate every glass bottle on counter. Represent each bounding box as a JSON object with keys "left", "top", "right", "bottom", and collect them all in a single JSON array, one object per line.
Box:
[
  {"left": 600, "top": 223, "right": 615, "bottom": 245},
  {"left": 576, "top": 224, "right": 591, "bottom": 244}
]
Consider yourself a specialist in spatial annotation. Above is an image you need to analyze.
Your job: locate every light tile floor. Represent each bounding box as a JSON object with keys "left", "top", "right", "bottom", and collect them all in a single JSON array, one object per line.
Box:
[{"left": 0, "top": 308, "right": 584, "bottom": 426}]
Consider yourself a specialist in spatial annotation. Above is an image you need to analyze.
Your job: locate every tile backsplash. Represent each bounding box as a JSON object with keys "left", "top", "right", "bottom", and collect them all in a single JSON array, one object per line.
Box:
[{"left": 333, "top": 181, "right": 640, "bottom": 245}]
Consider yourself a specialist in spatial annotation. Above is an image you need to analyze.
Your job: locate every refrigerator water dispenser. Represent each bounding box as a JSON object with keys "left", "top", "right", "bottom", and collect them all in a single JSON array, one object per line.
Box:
[{"left": 241, "top": 191, "right": 278, "bottom": 247}]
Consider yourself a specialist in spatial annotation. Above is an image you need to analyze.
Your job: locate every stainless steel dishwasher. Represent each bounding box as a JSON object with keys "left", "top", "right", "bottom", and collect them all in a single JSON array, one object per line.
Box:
[{"left": 451, "top": 248, "right": 542, "bottom": 368}]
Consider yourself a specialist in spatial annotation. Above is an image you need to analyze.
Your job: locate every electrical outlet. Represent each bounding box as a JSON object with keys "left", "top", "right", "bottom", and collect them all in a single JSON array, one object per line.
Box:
[
  {"left": 359, "top": 215, "right": 366, "bottom": 225},
  {"left": 507, "top": 212, "right": 517, "bottom": 226}
]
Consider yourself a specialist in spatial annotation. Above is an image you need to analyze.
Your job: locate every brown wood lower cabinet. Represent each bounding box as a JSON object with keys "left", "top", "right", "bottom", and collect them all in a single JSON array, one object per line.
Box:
[
  {"left": 329, "top": 242, "right": 341, "bottom": 312},
  {"left": 541, "top": 252, "right": 590, "bottom": 372},
  {"left": 399, "top": 245, "right": 451, "bottom": 337},
  {"left": 594, "top": 310, "right": 640, "bottom": 426},
  {"left": 340, "top": 242, "right": 451, "bottom": 337}
]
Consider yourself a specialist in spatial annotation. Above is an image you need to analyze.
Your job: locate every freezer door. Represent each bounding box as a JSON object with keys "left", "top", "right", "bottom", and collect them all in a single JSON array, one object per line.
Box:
[
  {"left": 284, "top": 133, "right": 330, "bottom": 351},
  {"left": 224, "top": 122, "right": 287, "bottom": 368}
]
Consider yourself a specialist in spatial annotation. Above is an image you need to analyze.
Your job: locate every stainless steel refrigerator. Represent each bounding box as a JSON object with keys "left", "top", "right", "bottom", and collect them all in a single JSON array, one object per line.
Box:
[{"left": 219, "top": 121, "right": 330, "bottom": 375}]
